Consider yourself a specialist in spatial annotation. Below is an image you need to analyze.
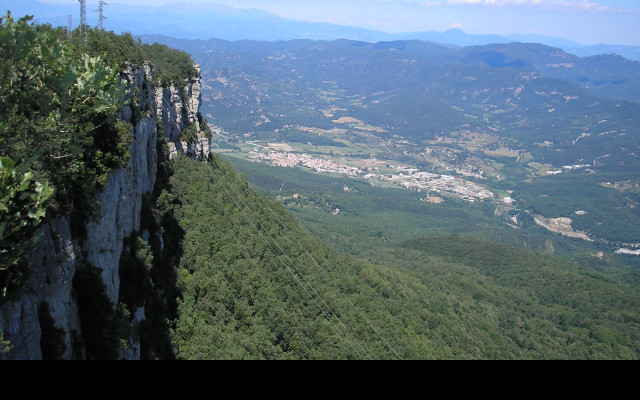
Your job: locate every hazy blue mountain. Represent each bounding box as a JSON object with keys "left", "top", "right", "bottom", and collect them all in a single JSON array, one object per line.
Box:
[
  {"left": 141, "top": 34, "right": 640, "bottom": 104},
  {"left": 503, "top": 33, "right": 584, "bottom": 50},
  {"left": 452, "top": 43, "right": 640, "bottom": 103},
  {"left": 5, "top": 0, "right": 640, "bottom": 61},
  {"left": 396, "top": 29, "right": 511, "bottom": 47},
  {"left": 2, "top": 0, "right": 393, "bottom": 41},
  {"left": 568, "top": 44, "right": 640, "bottom": 63}
]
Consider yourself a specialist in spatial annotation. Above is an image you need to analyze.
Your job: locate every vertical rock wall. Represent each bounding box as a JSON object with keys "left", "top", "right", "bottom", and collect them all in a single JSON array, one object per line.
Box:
[
  {"left": 156, "top": 64, "right": 208, "bottom": 159},
  {"left": 0, "top": 64, "right": 203, "bottom": 360}
]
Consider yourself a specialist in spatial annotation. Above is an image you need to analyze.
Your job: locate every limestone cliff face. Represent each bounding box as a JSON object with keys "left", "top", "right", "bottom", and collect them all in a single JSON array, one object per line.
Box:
[
  {"left": 156, "top": 64, "right": 209, "bottom": 159},
  {"left": 0, "top": 217, "right": 79, "bottom": 360},
  {"left": 0, "top": 64, "right": 203, "bottom": 360}
]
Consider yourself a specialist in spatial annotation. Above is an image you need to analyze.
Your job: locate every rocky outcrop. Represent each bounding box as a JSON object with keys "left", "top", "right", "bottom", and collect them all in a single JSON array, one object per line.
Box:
[
  {"left": 0, "top": 63, "right": 202, "bottom": 360},
  {"left": 156, "top": 64, "right": 209, "bottom": 159}
]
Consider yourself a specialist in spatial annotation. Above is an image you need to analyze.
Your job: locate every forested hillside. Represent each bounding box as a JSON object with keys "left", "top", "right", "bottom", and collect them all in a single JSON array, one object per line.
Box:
[{"left": 162, "top": 154, "right": 640, "bottom": 359}]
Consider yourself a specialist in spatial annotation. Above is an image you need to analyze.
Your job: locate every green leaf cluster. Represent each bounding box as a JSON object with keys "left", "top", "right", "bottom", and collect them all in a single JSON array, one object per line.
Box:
[
  {"left": 1, "top": 13, "right": 135, "bottom": 244},
  {"left": 0, "top": 13, "right": 130, "bottom": 211},
  {"left": 0, "top": 156, "right": 52, "bottom": 295},
  {"left": 0, "top": 330, "right": 12, "bottom": 353}
]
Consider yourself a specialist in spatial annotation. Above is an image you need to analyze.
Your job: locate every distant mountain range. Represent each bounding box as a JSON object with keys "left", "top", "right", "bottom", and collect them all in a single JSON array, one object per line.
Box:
[
  {"left": 4, "top": 0, "right": 640, "bottom": 61},
  {"left": 160, "top": 36, "right": 639, "bottom": 244},
  {"left": 142, "top": 35, "right": 640, "bottom": 105}
]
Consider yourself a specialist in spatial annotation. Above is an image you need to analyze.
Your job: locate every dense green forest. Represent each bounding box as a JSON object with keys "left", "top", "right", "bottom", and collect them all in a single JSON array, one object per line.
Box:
[{"left": 158, "top": 154, "right": 640, "bottom": 359}]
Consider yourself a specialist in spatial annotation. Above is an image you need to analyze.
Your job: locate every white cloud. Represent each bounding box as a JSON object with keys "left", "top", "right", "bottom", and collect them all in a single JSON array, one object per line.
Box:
[{"left": 419, "top": 0, "right": 637, "bottom": 13}]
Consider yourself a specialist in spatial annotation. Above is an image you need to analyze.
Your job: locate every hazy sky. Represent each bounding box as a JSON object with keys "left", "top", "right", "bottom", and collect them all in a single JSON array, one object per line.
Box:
[{"left": 18, "top": 0, "right": 640, "bottom": 45}]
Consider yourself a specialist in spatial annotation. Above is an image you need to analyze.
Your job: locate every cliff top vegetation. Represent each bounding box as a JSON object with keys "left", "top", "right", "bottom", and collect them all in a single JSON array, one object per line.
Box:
[{"left": 0, "top": 12, "right": 196, "bottom": 298}]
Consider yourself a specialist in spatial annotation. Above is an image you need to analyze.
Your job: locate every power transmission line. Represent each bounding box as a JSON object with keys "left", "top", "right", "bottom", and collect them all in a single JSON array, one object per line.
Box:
[
  {"left": 153, "top": 92, "right": 370, "bottom": 358},
  {"left": 148, "top": 77, "right": 371, "bottom": 358},
  {"left": 105, "top": 35, "right": 382, "bottom": 358},
  {"left": 149, "top": 84, "right": 371, "bottom": 357},
  {"left": 95, "top": 1, "right": 108, "bottom": 31},
  {"left": 240, "top": 174, "right": 404, "bottom": 360},
  {"left": 202, "top": 157, "right": 370, "bottom": 359}
]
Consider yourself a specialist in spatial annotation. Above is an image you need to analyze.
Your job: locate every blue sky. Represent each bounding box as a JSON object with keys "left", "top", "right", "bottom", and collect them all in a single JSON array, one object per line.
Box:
[{"left": 13, "top": 0, "right": 640, "bottom": 45}]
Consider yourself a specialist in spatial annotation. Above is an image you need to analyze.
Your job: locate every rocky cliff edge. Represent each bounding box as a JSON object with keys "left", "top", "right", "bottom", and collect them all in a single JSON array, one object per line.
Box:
[{"left": 0, "top": 63, "right": 203, "bottom": 360}]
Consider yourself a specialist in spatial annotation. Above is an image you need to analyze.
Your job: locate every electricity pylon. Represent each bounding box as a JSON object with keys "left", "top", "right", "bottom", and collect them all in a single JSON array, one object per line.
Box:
[
  {"left": 67, "top": 14, "right": 72, "bottom": 40},
  {"left": 78, "top": 0, "right": 87, "bottom": 42},
  {"left": 95, "top": 1, "right": 108, "bottom": 31}
]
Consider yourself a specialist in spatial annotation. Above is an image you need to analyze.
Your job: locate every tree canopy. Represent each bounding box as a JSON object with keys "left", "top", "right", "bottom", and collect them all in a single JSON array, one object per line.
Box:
[{"left": 159, "top": 154, "right": 640, "bottom": 359}]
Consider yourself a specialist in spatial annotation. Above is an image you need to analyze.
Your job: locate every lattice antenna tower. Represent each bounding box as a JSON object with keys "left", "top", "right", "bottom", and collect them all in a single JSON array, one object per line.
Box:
[
  {"left": 78, "top": 0, "right": 87, "bottom": 41},
  {"left": 95, "top": 1, "right": 108, "bottom": 31},
  {"left": 67, "top": 15, "right": 72, "bottom": 40}
]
